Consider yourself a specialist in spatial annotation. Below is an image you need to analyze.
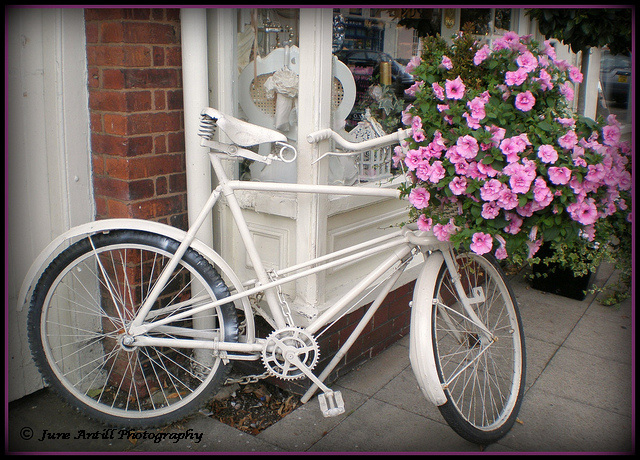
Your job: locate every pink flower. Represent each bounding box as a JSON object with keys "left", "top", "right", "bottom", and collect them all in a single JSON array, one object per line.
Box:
[
  {"left": 567, "top": 198, "right": 599, "bottom": 225},
  {"left": 533, "top": 178, "right": 553, "bottom": 208},
  {"left": 505, "top": 68, "right": 528, "bottom": 86},
  {"left": 449, "top": 176, "right": 467, "bottom": 195},
  {"left": 480, "top": 179, "right": 505, "bottom": 202},
  {"left": 548, "top": 166, "right": 572, "bottom": 185},
  {"left": 445, "top": 76, "right": 466, "bottom": 100},
  {"left": 463, "top": 113, "right": 481, "bottom": 129},
  {"left": 441, "top": 55, "right": 453, "bottom": 70},
  {"left": 543, "top": 40, "right": 557, "bottom": 60},
  {"left": 536, "top": 69, "right": 553, "bottom": 90},
  {"left": 404, "top": 149, "right": 422, "bottom": 171},
  {"left": 401, "top": 107, "right": 414, "bottom": 125},
  {"left": 560, "top": 82, "right": 574, "bottom": 101},
  {"left": 558, "top": 130, "right": 578, "bottom": 149},
  {"left": 456, "top": 135, "right": 479, "bottom": 159},
  {"left": 405, "top": 81, "right": 424, "bottom": 97},
  {"left": 481, "top": 201, "right": 501, "bottom": 219},
  {"left": 417, "top": 214, "right": 432, "bottom": 232},
  {"left": 527, "top": 239, "right": 543, "bottom": 258},
  {"left": 413, "top": 129, "right": 425, "bottom": 143},
  {"left": 433, "top": 220, "right": 458, "bottom": 242},
  {"left": 409, "top": 187, "right": 430, "bottom": 210},
  {"left": 474, "top": 45, "right": 491, "bottom": 65},
  {"left": 494, "top": 235, "right": 508, "bottom": 260},
  {"left": 467, "top": 96, "right": 487, "bottom": 120},
  {"left": 437, "top": 104, "right": 450, "bottom": 113},
  {"left": 411, "top": 116, "right": 423, "bottom": 132},
  {"left": 405, "top": 56, "right": 421, "bottom": 74},
  {"left": 470, "top": 232, "right": 493, "bottom": 255},
  {"left": 432, "top": 82, "right": 445, "bottom": 100},
  {"left": 392, "top": 145, "right": 405, "bottom": 167},
  {"left": 537, "top": 144, "right": 559, "bottom": 164},
  {"left": 504, "top": 213, "right": 523, "bottom": 235},
  {"left": 427, "top": 161, "right": 446, "bottom": 183},
  {"left": 515, "top": 91, "right": 535, "bottom": 111},
  {"left": 569, "top": 66, "right": 583, "bottom": 83},
  {"left": 500, "top": 135, "right": 529, "bottom": 163},
  {"left": 602, "top": 124, "right": 621, "bottom": 146},
  {"left": 497, "top": 188, "right": 519, "bottom": 210},
  {"left": 517, "top": 51, "right": 538, "bottom": 72}
]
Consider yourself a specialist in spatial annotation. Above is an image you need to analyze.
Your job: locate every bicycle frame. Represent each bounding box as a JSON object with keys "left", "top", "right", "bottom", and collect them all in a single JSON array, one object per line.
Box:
[{"left": 127, "top": 151, "right": 449, "bottom": 346}]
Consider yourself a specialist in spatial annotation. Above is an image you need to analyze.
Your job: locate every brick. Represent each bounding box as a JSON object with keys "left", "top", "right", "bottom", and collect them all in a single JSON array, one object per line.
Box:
[
  {"left": 128, "top": 179, "right": 156, "bottom": 200},
  {"left": 105, "top": 154, "right": 184, "bottom": 180},
  {"left": 155, "top": 176, "right": 167, "bottom": 195},
  {"left": 122, "top": 8, "right": 151, "bottom": 20},
  {"left": 168, "top": 173, "right": 186, "bottom": 193},
  {"left": 165, "top": 46, "right": 182, "bottom": 66},
  {"left": 84, "top": 9, "right": 125, "bottom": 21},
  {"left": 154, "top": 134, "right": 167, "bottom": 154},
  {"left": 102, "top": 69, "right": 125, "bottom": 89},
  {"left": 166, "top": 90, "right": 183, "bottom": 110},
  {"left": 132, "top": 195, "right": 186, "bottom": 220},
  {"left": 92, "top": 134, "right": 153, "bottom": 157},
  {"left": 103, "top": 113, "right": 128, "bottom": 135},
  {"left": 90, "top": 91, "right": 126, "bottom": 112},
  {"left": 125, "top": 91, "right": 152, "bottom": 111},
  {"left": 122, "top": 22, "right": 177, "bottom": 44},
  {"left": 152, "top": 46, "right": 165, "bottom": 66},
  {"left": 123, "top": 68, "right": 180, "bottom": 89},
  {"left": 85, "top": 22, "right": 99, "bottom": 44},
  {"left": 154, "top": 90, "right": 166, "bottom": 110},
  {"left": 88, "top": 67, "right": 100, "bottom": 88},
  {"left": 101, "top": 22, "right": 123, "bottom": 43},
  {"left": 106, "top": 198, "right": 133, "bottom": 218}
]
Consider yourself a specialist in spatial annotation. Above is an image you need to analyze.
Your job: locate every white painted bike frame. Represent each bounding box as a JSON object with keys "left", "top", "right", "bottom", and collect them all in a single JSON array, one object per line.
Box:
[{"left": 18, "top": 108, "right": 495, "bottom": 407}]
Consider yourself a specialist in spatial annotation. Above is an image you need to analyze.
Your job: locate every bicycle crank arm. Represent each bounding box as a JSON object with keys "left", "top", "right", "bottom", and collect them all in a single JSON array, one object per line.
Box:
[{"left": 286, "top": 354, "right": 345, "bottom": 417}]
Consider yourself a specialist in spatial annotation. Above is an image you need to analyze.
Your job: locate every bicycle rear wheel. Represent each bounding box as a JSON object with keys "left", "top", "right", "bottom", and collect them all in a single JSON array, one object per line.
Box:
[
  {"left": 28, "top": 230, "right": 238, "bottom": 428},
  {"left": 432, "top": 252, "right": 525, "bottom": 444}
]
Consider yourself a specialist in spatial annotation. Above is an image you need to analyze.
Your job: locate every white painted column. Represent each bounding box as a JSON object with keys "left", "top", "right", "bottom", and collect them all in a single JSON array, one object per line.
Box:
[
  {"left": 180, "top": 8, "right": 213, "bottom": 246},
  {"left": 295, "top": 8, "right": 333, "bottom": 316}
]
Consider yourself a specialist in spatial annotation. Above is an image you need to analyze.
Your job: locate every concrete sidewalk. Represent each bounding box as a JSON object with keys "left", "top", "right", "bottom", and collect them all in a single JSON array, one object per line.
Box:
[{"left": 7, "top": 263, "right": 633, "bottom": 453}]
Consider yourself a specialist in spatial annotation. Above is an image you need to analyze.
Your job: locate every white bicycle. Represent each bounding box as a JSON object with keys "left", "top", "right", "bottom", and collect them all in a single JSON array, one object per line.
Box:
[{"left": 19, "top": 108, "right": 525, "bottom": 445}]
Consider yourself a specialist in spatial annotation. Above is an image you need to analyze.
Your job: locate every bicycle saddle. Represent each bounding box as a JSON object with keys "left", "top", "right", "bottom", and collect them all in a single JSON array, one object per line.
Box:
[{"left": 200, "top": 107, "right": 287, "bottom": 147}]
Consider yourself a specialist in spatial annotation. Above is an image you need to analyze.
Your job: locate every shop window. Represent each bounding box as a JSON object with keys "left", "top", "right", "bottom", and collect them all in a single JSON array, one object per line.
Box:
[{"left": 460, "top": 8, "right": 513, "bottom": 41}]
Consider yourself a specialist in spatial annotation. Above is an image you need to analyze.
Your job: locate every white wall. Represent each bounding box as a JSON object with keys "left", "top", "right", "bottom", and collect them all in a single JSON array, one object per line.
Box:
[{"left": 6, "top": 8, "right": 92, "bottom": 401}]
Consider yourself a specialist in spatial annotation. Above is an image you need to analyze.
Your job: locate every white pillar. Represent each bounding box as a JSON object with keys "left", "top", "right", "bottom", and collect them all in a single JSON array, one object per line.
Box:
[{"left": 180, "top": 8, "right": 213, "bottom": 246}]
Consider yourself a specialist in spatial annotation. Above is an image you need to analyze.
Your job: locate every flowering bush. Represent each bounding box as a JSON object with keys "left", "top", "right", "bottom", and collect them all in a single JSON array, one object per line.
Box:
[{"left": 397, "top": 31, "right": 632, "bottom": 281}]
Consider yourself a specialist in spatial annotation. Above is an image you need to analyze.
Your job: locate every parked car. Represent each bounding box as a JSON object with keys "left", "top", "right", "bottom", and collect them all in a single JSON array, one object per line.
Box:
[
  {"left": 600, "top": 50, "right": 631, "bottom": 107},
  {"left": 335, "top": 49, "right": 415, "bottom": 98}
]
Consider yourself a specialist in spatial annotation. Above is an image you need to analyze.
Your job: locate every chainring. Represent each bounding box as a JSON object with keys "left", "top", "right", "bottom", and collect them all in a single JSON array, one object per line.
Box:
[{"left": 261, "top": 327, "right": 320, "bottom": 380}]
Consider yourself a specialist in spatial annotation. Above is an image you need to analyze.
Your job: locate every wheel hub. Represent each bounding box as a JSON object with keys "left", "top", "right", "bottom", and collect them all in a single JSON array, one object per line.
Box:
[{"left": 262, "top": 327, "right": 320, "bottom": 380}]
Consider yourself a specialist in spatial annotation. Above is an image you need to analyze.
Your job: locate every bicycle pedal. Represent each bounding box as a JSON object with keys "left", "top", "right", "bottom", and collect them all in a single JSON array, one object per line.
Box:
[{"left": 318, "top": 390, "right": 345, "bottom": 417}]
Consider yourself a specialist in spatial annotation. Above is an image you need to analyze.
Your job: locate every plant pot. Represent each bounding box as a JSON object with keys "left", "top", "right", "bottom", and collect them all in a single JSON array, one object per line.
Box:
[{"left": 530, "top": 243, "right": 595, "bottom": 301}]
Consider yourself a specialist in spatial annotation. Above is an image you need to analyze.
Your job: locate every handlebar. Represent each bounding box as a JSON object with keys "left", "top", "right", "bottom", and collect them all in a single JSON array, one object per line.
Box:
[{"left": 307, "top": 127, "right": 413, "bottom": 152}]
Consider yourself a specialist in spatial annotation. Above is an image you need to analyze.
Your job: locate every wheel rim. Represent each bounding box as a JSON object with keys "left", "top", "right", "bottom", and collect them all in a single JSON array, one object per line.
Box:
[
  {"left": 433, "top": 254, "right": 523, "bottom": 431},
  {"left": 38, "top": 240, "right": 230, "bottom": 420}
]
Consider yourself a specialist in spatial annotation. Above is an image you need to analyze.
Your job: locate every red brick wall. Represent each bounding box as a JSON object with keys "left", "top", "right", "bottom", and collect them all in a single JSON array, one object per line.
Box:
[{"left": 85, "top": 8, "right": 187, "bottom": 229}]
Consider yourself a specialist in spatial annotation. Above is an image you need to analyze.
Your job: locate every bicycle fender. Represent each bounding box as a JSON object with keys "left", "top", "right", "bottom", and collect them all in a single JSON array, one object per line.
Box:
[
  {"left": 17, "top": 219, "right": 252, "bottom": 328},
  {"left": 409, "top": 251, "right": 448, "bottom": 406}
]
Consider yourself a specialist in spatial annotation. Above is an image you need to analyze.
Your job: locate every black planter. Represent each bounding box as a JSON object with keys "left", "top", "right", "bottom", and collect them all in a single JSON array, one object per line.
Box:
[{"left": 530, "top": 243, "right": 595, "bottom": 301}]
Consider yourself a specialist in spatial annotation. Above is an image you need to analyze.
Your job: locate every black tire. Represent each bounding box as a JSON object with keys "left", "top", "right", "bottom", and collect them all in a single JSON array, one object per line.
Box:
[
  {"left": 28, "top": 230, "right": 238, "bottom": 428},
  {"left": 432, "top": 252, "right": 525, "bottom": 445}
]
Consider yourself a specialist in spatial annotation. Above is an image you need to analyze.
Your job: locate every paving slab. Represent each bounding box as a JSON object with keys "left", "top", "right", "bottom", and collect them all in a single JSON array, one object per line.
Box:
[{"left": 499, "top": 389, "right": 632, "bottom": 452}]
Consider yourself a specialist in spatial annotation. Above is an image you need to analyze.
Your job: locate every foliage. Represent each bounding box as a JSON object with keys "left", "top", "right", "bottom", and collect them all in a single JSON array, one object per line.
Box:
[
  {"left": 526, "top": 8, "right": 632, "bottom": 55},
  {"left": 397, "top": 29, "right": 632, "bottom": 293}
]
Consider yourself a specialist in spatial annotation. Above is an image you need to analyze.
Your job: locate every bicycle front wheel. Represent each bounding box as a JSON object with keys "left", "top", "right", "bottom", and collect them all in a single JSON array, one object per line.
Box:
[
  {"left": 432, "top": 252, "right": 525, "bottom": 444},
  {"left": 27, "top": 230, "right": 238, "bottom": 428}
]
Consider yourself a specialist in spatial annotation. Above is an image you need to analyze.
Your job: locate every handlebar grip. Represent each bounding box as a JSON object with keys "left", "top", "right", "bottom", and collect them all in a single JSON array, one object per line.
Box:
[{"left": 307, "top": 129, "right": 334, "bottom": 144}]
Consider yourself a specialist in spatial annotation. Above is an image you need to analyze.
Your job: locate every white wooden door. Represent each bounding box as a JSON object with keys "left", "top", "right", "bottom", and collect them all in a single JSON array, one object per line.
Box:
[{"left": 6, "top": 8, "right": 92, "bottom": 401}]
